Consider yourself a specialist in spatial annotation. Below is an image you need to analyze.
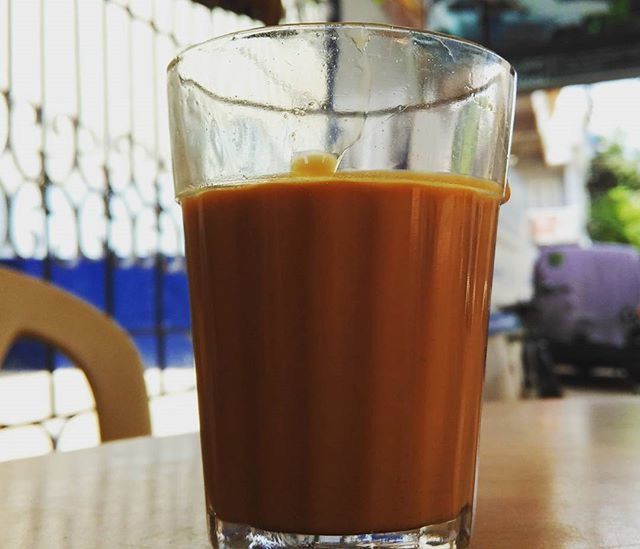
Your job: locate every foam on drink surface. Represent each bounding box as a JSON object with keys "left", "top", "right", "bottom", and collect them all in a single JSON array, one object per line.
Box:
[{"left": 290, "top": 152, "right": 339, "bottom": 177}]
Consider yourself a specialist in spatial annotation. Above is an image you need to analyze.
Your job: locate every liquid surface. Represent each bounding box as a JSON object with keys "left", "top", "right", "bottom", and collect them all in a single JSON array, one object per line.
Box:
[{"left": 182, "top": 158, "right": 500, "bottom": 535}]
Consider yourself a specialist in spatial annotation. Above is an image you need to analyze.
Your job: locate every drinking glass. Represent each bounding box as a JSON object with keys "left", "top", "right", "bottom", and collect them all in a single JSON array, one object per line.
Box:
[{"left": 168, "top": 23, "right": 515, "bottom": 548}]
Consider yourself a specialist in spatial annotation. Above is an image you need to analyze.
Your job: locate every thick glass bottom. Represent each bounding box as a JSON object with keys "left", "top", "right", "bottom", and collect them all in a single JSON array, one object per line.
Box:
[{"left": 209, "top": 507, "right": 472, "bottom": 548}]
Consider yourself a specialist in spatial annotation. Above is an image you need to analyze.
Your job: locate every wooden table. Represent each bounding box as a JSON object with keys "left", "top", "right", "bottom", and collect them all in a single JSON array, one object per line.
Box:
[{"left": 2, "top": 396, "right": 640, "bottom": 548}]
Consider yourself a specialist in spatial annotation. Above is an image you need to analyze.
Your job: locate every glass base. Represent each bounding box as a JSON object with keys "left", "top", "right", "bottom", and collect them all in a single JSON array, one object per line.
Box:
[{"left": 209, "top": 507, "right": 471, "bottom": 548}]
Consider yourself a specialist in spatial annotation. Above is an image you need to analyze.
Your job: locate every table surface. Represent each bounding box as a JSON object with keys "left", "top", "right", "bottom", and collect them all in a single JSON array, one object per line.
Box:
[{"left": 2, "top": 395, "right": 640, "bottom": 549}]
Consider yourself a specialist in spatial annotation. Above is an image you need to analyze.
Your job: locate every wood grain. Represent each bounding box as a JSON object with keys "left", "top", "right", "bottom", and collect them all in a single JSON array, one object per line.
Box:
[
  {"left": 475, "top": 396, "right": 640, "bottom": 549},
  {"left": 1, "top": 396, "right": 639, "bottom": 548}
]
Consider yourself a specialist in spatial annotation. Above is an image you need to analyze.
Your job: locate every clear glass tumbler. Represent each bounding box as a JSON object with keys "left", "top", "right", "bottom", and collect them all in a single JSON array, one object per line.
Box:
[{"left": 168, "top": 23, "right": 515, "bottom": 548}]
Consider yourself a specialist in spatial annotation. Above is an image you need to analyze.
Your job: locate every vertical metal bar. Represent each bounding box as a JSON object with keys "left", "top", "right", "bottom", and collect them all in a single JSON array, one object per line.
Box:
[
  {"left": 39, "top": 0, "right": 51, "bottom": 283},
  {"left": 481, "top": 2, "right": 492, "bottom": 51},
  {"left": 117, "top": 3, "right": 137, "bottom": 537},
  {"left": 93, "top": 13, "right": 116, "bottom": 523},
  {"left": 127, "top": 7, "right": 134, "bottom": 236},
  {"left": 74, "top": 0, "right": 81, "bottom": 168},
  {"left": 329, "top": 0, "right": 341, "bottom": 23},
  {"left": 151, "top": 1, "right": 167, "bottom": 390},
  {"left": 6, "top": 0, "right": 11, "bottom": 95},
  {"left": 325, "top": 26, "right": 340, "bottom": 150},
  {"left": 103, "top": 0, "right": 115, "bottom": 318},
  {"left": 4, "top": 0, "right": 12, "bottom": 437},
  {"left": 39, "top": 0, "right": 57, "bottom": 445}
]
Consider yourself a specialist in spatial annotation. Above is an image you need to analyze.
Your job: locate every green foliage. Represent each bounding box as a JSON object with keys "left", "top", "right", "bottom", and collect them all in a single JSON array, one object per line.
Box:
[
  {"left": 588, "top": 141, "right": 640, "bottom": 247},
  {"left": 589, "top": 141, "right": 640, "bottom": 196},
  {"left": 589, "top": 186, "right": 640, "bottom": 247},
  {"left": 610, "top": 0, "right": 632, "bottom": 22},
  {"left": 587, "top": 0, "right": 640, "bottom": 34}
]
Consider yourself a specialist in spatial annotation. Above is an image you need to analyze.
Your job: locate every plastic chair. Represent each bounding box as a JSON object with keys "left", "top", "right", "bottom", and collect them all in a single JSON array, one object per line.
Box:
[{"left": 0, "top": 267, "right": 151, "bottom": 442}]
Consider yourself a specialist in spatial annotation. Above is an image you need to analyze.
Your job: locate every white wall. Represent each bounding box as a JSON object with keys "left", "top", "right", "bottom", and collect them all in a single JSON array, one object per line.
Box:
[{"left": 340, "top": 0, "right": 391, "bottom": 23}]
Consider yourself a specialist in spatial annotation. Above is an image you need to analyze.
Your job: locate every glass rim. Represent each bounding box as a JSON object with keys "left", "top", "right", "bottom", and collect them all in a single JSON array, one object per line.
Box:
[{"left": 167, "top": 22, "right": 515, "bottom": 78}]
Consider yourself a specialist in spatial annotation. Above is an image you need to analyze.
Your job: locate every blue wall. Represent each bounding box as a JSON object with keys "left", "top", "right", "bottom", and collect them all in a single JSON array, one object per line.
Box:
[{"left": 1, "top": 259, "right": 193, "bottom": 371}]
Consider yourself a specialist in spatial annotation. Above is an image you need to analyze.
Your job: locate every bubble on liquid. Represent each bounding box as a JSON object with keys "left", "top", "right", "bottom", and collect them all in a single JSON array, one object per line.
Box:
[{"left": 290, "top": 152, "right": 339, "bottom": 176}]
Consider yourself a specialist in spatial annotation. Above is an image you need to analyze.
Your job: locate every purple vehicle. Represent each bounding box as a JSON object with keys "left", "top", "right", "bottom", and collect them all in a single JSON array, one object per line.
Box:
[{"left": 532, "top": 243, "right": 640, "bottom": 388}]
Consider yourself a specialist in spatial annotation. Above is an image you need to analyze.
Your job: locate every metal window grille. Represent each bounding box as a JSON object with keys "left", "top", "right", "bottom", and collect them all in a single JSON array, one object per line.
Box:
[{"left": 0, "top": 0, "right": 333, "bottom": 455}]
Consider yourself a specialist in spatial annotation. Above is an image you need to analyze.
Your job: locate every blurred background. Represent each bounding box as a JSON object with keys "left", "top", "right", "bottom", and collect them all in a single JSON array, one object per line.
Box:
[{"left": 2, "top": 0, "right": 640, "bottom": 461}]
